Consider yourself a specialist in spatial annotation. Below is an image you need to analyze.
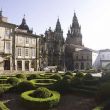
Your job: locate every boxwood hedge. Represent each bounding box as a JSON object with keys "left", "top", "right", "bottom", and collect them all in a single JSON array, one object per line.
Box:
[
  {"left": 0, "top": 101, "right": 9, "bottom": 110},
  {"left": 30, "top": 79, "right": 57, "bottom": 87},
  {"left": 21, "top": 89, "right": 60, "bottom": 109}
]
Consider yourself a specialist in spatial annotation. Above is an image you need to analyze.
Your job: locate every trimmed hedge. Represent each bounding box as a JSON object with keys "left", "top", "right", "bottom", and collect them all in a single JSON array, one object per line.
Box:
[
  {"left": 7, "top": 77, "right": 20, "bottom": 86},
  {"left": 16, "top": 81, "right": 36, "bottom": 93},
  {"left": 83, "top": 73, "right": 93, "bottom": 80},
  {"left": 21, "top": 89, "right": 60, "bottom": 109},
  {"left": 30, "top": 79, "right": 57, "bottom": 87},
  {"left": 16, "top": 74, "right": 26, "bottom": 79},
  {"left": 75, "top": 72, "right": 84, "bottom": 78},
  {"left": 50, "top": 74, "right": 62, "bottom": 81},
  {"left": 96, "top": 82, "right": 110, "bottom": 102},
  {"left": 31, "top": 87, "right": 52, "bottom": 98},
  {"left": 27, "top": 74, "right": 38, "bottom": 80},
  {"left": 0, "top": 79, "right": 7, "bottom": 84},
  {"left": 65, "top": 71, "right": 73, "bottom": 76},
  {"left": 0, "top": 101, "right": 9, "bottom": 110}
]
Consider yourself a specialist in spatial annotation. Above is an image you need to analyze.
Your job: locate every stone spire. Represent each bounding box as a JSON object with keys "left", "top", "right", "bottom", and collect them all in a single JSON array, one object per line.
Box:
[
  {"left": 18, "top": 14, "right": 29, "bottom": 31},
  {"left": 72, "top": 12, "right": 80, "bottom": 28},
  {"left": 0, "top": 8, "right": 2, "bottom": 17},
  {"left": 22, "top": 14, "right": 26, "bottom": 25},
  {"left": 55, "top": 17, "right": 62, "bottom": 31}
]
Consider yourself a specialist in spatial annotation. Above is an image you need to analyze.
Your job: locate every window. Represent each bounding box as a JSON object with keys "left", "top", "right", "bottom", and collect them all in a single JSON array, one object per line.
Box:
[
  {"left": 32, "top": 39, "right": 36, "bottom": 44},
  {"left": 5, "top": 28, "right": 10, "bottom": 36},
  {"left": 26, "top": 37, "right": 29, "bottom": 44},
  {"left": 6, "top": 42, "right": 10, "bottom": 50},
  {"left": 18, "top": 48, "right": 22, "bottom": 56},
  {"left": 32, "top": 48, "right": 35, "bottom": 57},
  {"left": 25, "top": 48, "right": 29, "bottom": 56},
  {"left": 17, "top": 61, "right": 22, "bottom": 70}
]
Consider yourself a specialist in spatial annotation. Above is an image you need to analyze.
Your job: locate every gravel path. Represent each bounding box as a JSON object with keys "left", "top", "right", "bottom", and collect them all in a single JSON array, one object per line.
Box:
[{"left": 1, "top": 93, "right": 96, "bottom": 110}]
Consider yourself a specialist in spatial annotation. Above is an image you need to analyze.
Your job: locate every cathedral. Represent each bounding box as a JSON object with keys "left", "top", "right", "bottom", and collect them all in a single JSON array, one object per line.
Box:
[
  {"left": 39, "top": 18, "right": 64, "bottom": 70},
  {"left": 0, "top": 9, "right": 92, "bottom": 71},
  {"left": 65, "top": 12, "right": 92, "bottom": 71},
  {"left": 40, "top": 12, "right": 92, "bottom": 71}
]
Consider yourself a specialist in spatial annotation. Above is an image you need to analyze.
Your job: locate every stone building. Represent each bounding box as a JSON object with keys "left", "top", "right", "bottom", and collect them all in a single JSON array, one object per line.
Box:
[
  {"left": 0, "top": 10, "right": 16, "bottom": 70},
  {"left": 0, "top": 11, "right": 40, "bottom": 71},
  {"left": 14, "top": 16, "right": 38, "bottom": 71},
  {"left": 65, "top": 12, "right": 92, "bottom": 71},
  {"left": 93, "top": 49, "right": 110, "bottom": 70},
  {"left": 40, "top": 18, "right": 64, "bottom": 70},
  {"left": 0, "top": 10, "right": 92, "bottom": 71}
]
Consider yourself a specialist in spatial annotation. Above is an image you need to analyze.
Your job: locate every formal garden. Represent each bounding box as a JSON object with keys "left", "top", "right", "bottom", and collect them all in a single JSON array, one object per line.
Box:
[{"left": 0, "top": 70, "right": 110, "bottom": 110}]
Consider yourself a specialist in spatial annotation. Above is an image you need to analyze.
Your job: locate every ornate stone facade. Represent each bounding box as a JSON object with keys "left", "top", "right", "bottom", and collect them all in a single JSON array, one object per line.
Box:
[
  {"left": 65, "top": 12, "right": 92, "bottom": 71},
  {"left": 0, "top": 10, "right": 92, "bottom": 71},
  {"left": 0, "top": 11, "right": 40, "bottom": 71},
  {"left": 40, "top": 19, "right": 64, "bottom": 70}
]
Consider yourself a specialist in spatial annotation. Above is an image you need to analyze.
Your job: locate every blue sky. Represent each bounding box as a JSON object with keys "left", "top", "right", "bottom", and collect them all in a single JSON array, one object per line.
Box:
[{"left": 0, "top": 0, "right": 110, "bottom": 50}]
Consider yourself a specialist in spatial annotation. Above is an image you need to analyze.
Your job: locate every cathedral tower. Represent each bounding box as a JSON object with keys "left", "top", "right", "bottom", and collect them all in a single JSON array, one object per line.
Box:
[
  {"left": 66, "top": 12, "right": 82, "bottom": 45},
  {"left": 43, "top": 18, "right": 64, "bottom": 70}
]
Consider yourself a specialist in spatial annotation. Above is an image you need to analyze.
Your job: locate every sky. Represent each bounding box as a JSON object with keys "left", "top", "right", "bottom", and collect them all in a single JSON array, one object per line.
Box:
[{"left": 0, "top": 0, "right": 110, "bottom": 51}]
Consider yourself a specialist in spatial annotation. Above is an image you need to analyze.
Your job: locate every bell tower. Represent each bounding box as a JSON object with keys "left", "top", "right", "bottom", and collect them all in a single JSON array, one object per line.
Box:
[{"left": 66, "top": 12, "right": 82, "bottom": 45}]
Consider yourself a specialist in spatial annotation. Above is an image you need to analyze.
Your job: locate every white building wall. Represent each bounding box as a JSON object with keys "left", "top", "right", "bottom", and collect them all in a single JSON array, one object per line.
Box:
[{"left": 93, "top": 50, "right": 110, "bottom": 69}]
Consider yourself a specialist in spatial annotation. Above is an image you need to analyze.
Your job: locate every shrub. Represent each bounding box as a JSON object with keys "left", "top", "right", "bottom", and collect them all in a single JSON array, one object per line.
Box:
[
  {"left": 27, "top": 74, "right": 38, "bottom": 80},
  {"left": 31, "top": 87, "right": 52, "bottom": 98},
  {"left": 51, "top": 74, "right": 62, "bottom": 81},
  {"left": 7, "top": 77, "right": 20, "bottom": 86},
  {"left": 101, "top": 72, "right": 110, "bottom": 82},
  {"left": 21, "top": 89, "right": 60, "bottom": 109},
  {"left": 16, "top": 81, "right": 35, "bottom": 93},
  {"left": 0, "top": 101, "right": 9, "bottom": 110},
  {"left": 83, "top": 73, "right": 93, "bottom": 80},
  {"left": 0, "top": 79, "right": 7, "bottom": 84},
  {"left": 65, "top": 71, "right": 73, "bottom": 76},
  {"left": 56, "top": 75, "right": 73, "bottom": 91},
  {"left": 30, "top": 79, "right": 57, "bottom": 87},
  {"left": 0, "top": 88, "right": 5, "bottom": 96},
  {"left": 75, "top": 72, "right": 84, "bottom": 78},
  {"left": 16, "top": 74, "right": 26, "bottom": 79},
  {"left": 96, "top": 82, "right": 110, "bottom": 102}
]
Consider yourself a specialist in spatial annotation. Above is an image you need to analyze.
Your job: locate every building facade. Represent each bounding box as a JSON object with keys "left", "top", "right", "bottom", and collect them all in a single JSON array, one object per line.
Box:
[
  {"left": 0, "top": 10, "right": 92, "bottom": 71},
  {"left": 0, "top": 11, "right": 40, "bottom": 71},
  {"left": 93, "top": 49, "right": 110, "bottom": 70},
  {"left": 65, "top": 12, "right": 92, "bottom": 71},
  {"left": 40, "top": 19, "right": 64, "bottom": 70}
]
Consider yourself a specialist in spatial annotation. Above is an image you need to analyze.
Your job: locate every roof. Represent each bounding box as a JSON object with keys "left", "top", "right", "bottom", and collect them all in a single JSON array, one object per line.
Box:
[
  {"left": 65, "top": 44, "right": 95, "bottom": 52},
  {"left": 99, "top": 49, "right": 110, "bottom": 52},
  {"left": 0, "top": 20, "right": 16, "bottom": 27}
]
